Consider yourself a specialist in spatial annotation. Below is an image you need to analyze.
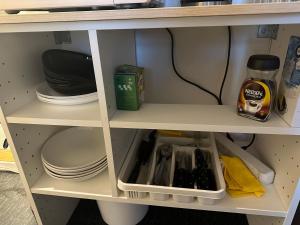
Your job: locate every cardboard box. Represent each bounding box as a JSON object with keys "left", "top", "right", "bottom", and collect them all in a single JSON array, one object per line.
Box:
[{"left": 114, "top": 65, "right": 144, "bottom": 111}]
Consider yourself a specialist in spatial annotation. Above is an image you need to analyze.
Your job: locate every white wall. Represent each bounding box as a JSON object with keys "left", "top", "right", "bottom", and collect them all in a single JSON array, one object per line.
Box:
[
  {"left": 60, "top": 31, "right": 91, "bottom": 55},
  {"left": 136, "top": 26, "right": 271, "bottom": 105}
]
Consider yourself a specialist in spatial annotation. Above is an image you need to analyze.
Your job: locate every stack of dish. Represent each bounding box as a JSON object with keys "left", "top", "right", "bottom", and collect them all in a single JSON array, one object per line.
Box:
[
  {"left": 36, "top": 49, "right": 98, "bottom": 106},
  {"left": 41, "top": 127, "right": 107, "bottom": 181},
  {"left": 36, "top": 82, "right": 98, "bottom": 105},
  {"left": 42, "top": 49, "right": 97, "bottom": 96}
]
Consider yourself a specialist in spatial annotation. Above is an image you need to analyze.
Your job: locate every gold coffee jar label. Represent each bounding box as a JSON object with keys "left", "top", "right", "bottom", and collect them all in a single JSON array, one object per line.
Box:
[{"left": 238, "top": 79, "right": 272, "bottom": 121}]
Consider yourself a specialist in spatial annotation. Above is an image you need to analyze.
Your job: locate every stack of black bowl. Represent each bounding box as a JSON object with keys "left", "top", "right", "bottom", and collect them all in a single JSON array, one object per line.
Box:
[{"left": 42, "top": 49, "right": 97, "bottom": 96}]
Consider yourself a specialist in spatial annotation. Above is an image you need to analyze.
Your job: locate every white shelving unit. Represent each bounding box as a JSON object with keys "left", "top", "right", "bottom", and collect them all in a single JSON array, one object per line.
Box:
[
  {"left": 116, "top": 185, "right": 287, "bottom": 217},
  {"left": 0, "top": 4, "right": 299, "bottom": 225},
  {"left": 7, "top": 100, "right": 102, "bottom": 127},
  {"left": 32, "top": 174, "right": 288, "bottom": 217},
  {"left": 110, "top": 104, "right": 300, "bottom": 135},
  {"left": 0, "top": 161, "right": 18, "bottom": 173},
  {"left": 31, "top": 171, "right": 112, "bottom": 199}
]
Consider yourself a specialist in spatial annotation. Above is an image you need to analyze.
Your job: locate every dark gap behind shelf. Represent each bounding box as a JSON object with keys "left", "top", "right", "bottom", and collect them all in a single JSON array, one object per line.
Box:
[
  {"left": 292, "top": 203, "right": 300, "bottom": 225},
  {"left": 67, "top": 199, "right": 249, "bottom": 225}
]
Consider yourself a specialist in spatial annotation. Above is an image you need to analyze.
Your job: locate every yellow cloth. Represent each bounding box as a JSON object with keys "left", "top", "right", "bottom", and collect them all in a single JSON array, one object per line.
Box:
[
  {"left": 220, "top": 155, "right": 265, "bottom": 197},
  {"left": 0, "top": 149, "right": 15, "bottom": 162},
  {"left": 157, "top": 130, "right": 187, "bottom": 137}
]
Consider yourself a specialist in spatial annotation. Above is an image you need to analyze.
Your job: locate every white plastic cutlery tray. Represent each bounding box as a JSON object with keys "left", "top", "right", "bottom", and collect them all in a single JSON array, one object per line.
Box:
[{"left": 118, "top": 132, "right": 226, "bottom": 205}]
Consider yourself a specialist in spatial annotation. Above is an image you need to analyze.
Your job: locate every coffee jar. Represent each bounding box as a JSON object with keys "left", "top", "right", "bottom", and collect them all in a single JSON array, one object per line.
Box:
[{"left": 237, "top": 55, "right": 280, "bottom": 122}]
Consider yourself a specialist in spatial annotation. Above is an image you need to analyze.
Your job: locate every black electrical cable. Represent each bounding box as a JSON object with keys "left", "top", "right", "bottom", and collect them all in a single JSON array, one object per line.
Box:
[
  {"left": 166, "top": 28, "right": 221, "bottom": 105},
  {"left": 219, "top": 26, "right": 231, "bottom": 105},
  {"left": 217, "top": 27, "right": 255, "bottom": 150},
  {"left": 166, "top": 27, "right": 255, "bottom": 150},
  {"left": 242, "top": 134, "right": 256, "bottom": 150}
]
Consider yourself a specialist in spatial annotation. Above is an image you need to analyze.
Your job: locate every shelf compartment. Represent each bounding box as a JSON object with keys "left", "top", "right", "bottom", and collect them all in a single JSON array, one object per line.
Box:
[
  {"left": 115, "top": 128, "right": 286, "bottom": 217},
  {"left": 31, "top": 170, "right": 112, "bottom": 200},
  {"left": 110, "top": 104, "right": 298, "bottom": 135},
  {"left": 6, "top": 100, "right": 102, "bottom": 127}
]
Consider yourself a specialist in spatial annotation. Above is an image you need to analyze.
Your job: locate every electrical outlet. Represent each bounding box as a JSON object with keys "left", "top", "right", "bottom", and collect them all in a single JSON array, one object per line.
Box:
[
  {"left": 53, "top": 31, "right": 72, "bottom": 44},
  {"left": 257, "top": 25, "right": 279, "bottom": 40}
]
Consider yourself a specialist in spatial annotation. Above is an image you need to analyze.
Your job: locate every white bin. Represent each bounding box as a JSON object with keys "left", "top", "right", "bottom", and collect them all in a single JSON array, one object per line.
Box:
[{"left": 97, "top": 201, "right": 149, "bottom": 225}]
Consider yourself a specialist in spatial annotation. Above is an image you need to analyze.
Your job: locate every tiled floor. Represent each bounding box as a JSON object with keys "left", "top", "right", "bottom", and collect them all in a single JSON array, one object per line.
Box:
[{"left": 0, "top": 172, "right": 37, "bottom": 225}]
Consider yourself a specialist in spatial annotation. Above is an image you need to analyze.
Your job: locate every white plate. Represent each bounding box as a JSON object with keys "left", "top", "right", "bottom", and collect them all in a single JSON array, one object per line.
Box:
[
  {"left": 44, "top": 163, "right": 107, "bottom": 177},
  {"left": 43, "top": 161, "right": 107, "bottom": 175},
  {"left": 42, "top": 159, "right": 107, "bottom": 174},
  {"left": 43, "top": 159, "right": 107, "bottom": 175},
  {"left": 45, "top": 167, "right": 107, "bottom": 182},
  {"left": 44, "top": 162, "right": 107, "bottom": 178},
  {"left": 36, "top": 82, "right": 98, "bottom": 105},
  {"left": 44, "top": 162, "right": 107, "bottom": 176},
  {"left": 42, "top": 156, "right": 107, "bottom": 172},
  {"left": 36, "top": 82, "right": 97, "bottom": 99},
  {"left": 44, "top": 165, "right": 108, "bottom": 182},
  {"left": 41, "top": 127, "right": 106, "bottom": 170},
  {"left": 37, "top": 94, "right": 98, "bottom": 105}
]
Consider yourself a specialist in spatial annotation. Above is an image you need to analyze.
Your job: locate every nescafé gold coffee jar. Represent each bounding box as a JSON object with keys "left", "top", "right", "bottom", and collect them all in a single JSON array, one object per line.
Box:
[{"left": 237, "top": 55, "right": 280, "bottom": 122}]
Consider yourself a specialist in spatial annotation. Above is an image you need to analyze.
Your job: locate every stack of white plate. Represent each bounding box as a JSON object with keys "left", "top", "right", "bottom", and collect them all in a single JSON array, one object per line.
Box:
[
  {"left": 41, "top": 127, "right": 107, "bottom": 181},
  {"left": 36, "top": 82, "right": 98, "bottom": 105}
]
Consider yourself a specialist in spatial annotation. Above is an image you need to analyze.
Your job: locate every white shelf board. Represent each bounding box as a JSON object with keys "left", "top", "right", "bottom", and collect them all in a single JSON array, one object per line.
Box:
[
  {"left": 116, "top": 185, "right": 287, "bottom": 217},
  {"left": 110, "top": 104, "right": 299, "bottom": 135},
  {"left": 3, "top": 3, "right": 300, "bottom": 26},
  {"left": 32, "top": 171, "right": 286, "bottom": 217},
  {"left": 31, "top": 170, "right": 112, "bottom": 199},
  {"left": 0, "top": 161, "right": 18, "bottom": 173},
  {"left": 6, "top": 100, "right": 102, "bottom": 127}
]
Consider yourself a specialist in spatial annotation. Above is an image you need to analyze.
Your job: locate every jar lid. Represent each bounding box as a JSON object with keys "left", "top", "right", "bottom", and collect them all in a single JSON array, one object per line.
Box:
[{"left": 247, "top": 54, "right": 280, "bottom": 71}]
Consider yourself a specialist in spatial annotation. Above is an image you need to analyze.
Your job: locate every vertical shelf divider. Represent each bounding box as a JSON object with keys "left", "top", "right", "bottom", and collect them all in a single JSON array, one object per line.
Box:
[
  {"left": 88, "top": 29, "right": 138, "bottom": 196},
  {"left": 88, "top": 29, "right": 119, "bottom": 196}
]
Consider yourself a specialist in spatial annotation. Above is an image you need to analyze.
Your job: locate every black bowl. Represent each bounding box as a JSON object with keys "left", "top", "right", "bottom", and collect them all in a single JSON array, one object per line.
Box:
[{"left": 42, "top": 49, "right": 97, "bottom": 95}]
